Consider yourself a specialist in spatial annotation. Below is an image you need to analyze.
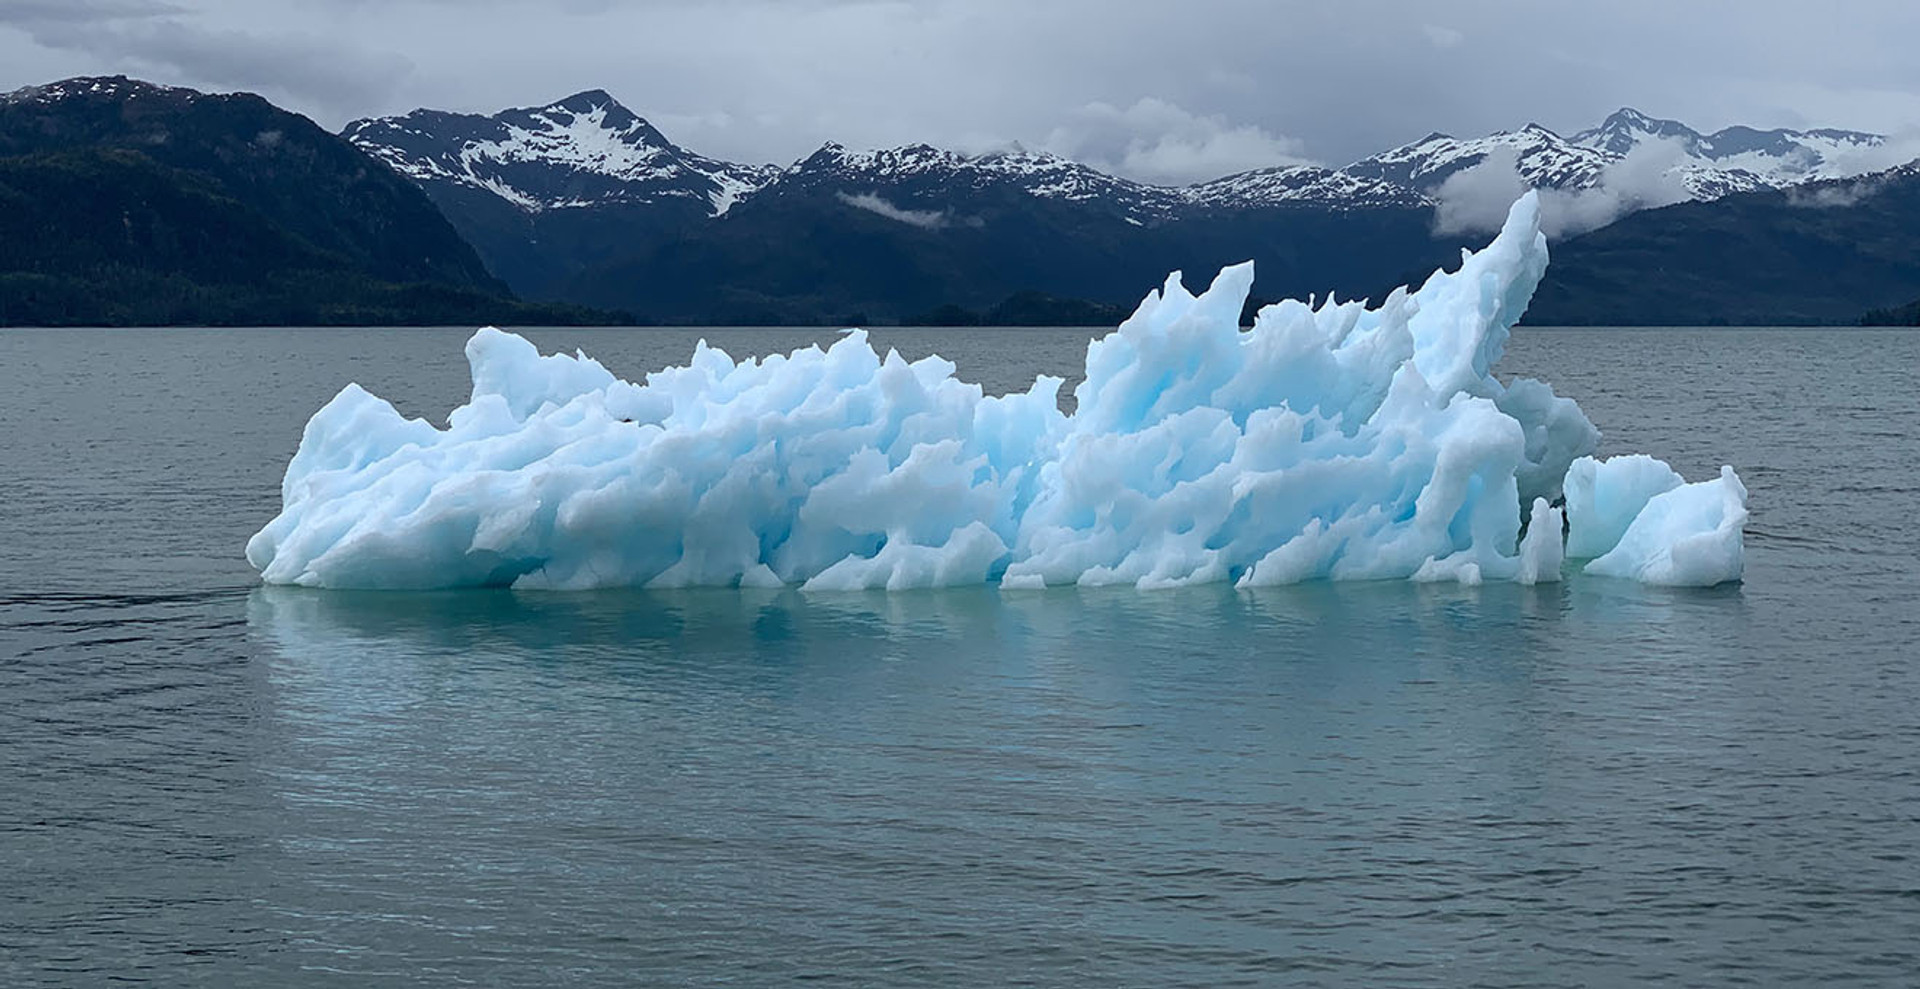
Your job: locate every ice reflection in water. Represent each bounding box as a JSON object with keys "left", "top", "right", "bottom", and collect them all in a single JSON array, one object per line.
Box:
[{"left": 222, "top": 577, "right": 1907, "bottom": 987}]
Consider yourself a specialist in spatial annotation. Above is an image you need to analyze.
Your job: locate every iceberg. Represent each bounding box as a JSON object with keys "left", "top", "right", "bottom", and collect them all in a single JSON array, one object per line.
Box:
[{"left": 246, "top": 193, "right": 1747, "bottom": 591}]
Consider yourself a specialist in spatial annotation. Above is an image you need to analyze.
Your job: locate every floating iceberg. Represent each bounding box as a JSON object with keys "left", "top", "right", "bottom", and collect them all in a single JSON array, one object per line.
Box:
[{"left": 247, "top": 193, "right": 1746, "bottom": 591}]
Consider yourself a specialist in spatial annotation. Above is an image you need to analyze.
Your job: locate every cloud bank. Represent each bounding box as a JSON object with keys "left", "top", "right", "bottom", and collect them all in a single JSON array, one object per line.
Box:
[
  {"left": 0, "top": 0, "right": 412, "bottom": 118},
  {"left": 1, "top": 0, "right": 1917, "bottom": 183},
  {"left": 1432, "top": 140, "right": 1696, "bottom": 239}
]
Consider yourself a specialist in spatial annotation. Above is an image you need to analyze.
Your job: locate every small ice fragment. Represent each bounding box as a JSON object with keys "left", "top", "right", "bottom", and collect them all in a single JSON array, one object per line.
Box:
[
  {"left": 1562, "top": 454, "right": 1685, "bottom": 559},
  {"left": 1585, "top": 466, "right": 1748, "bottom": 586}
]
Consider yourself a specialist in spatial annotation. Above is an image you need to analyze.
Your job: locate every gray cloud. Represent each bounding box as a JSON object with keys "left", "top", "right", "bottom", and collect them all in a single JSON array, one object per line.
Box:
[
  {"left": 0, "top": 0, "right": 183, "bottom": 19},
  {"left": 2, "top": 0, "right": 1918, "bottom": 181},
  {"left": 1042, "top": 97, "right": 1308, "bottom": 186},
  {"left": 2, "top": 0, "right": 411, "bottom": 119}
]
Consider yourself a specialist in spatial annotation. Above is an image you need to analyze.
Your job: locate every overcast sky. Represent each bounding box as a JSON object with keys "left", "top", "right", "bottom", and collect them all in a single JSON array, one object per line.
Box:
[{"left": 3, "top": 0, "right": 1918, "bottom": 184}]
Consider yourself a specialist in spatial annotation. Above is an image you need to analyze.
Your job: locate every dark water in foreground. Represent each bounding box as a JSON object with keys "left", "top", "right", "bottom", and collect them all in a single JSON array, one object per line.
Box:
[{"left": 2, "top": 327, "right": 1917, "bottom": 987}]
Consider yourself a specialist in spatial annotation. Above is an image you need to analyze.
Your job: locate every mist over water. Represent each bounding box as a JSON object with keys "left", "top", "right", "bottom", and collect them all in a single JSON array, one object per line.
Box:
[{"left": 3, "top": 327, "right": 1917, "bottom": 986}]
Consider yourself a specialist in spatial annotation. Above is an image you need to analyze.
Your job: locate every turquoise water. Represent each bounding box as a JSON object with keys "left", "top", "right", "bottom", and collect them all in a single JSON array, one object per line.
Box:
[{"left": 3, "top": 327, "right": 1917, "bottom": 986}]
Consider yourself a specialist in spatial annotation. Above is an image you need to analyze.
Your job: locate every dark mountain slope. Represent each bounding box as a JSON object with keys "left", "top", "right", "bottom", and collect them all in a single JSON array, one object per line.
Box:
[
  {"left": 343, "top": 101, "right": 1459, "bottom": 320},
  {"left": 1529, "top": 164, "right": 1920, "bottom": 325},
  {"left": 558, "top": 148, "right": 1459, "bottom": 324},
  {"left": 0, "top": 77, "right": 615, "bottom": 326}
]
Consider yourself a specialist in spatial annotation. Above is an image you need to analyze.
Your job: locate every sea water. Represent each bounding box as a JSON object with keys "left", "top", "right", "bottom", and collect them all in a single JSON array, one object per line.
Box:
[{"left": 2, "top": 327, "right": 1917, "bottom": 986}]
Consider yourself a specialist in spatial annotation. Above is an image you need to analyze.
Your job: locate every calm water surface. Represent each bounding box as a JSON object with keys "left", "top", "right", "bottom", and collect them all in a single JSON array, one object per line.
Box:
[{"left": 2, "top": 326, "right": 1917, "bottom": 987}]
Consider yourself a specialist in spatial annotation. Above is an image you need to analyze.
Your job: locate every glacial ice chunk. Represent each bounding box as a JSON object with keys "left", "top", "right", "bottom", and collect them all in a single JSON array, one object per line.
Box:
[
  {"left": 1582, "top": 466, "right": 1748, "bottom": 586},
  {"left": 246, "top": 192, "right": 1746, "bottom": 591},
  {"left": 1562, "top": 454, "right": 1685, "bottom": 559}
]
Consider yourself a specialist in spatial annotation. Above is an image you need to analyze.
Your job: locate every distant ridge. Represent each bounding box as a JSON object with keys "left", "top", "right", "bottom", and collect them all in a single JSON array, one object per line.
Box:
[{"left": 0, "top": 76, "right": 619, "bottom": 326}]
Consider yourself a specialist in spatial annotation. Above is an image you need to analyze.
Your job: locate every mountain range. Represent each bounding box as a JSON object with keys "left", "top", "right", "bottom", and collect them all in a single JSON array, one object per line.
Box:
[
  {"left": 340, "top": 92, "right": 1445, "bottom": 321},
  {"left": 340, "top": 89, "right": 1913, "bottom": 324},
  {"left": 350, "top": 95, "right": 1890, "bottom": 222},
  {"left": 4, "top": 75, "right": 1917, "bottom": 327}
]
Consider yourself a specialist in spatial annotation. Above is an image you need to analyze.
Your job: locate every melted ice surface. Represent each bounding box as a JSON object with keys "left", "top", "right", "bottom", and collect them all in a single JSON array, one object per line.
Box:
[{"left": 247, "top": 194, "right": 1747, "bottom": 591}]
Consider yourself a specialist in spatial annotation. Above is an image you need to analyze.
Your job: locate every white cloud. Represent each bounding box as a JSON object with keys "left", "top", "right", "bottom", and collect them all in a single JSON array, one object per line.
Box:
[
  {"left": 1431, "top": 148, "right": 1528, "bottom": 236},
  {"left": 1433, "top": 139, "right": 1696, "bottom": 239},
  {"left": 1042, "top": 97, "right": 1310, "bottom": 186},
  {"left": 836, "top": 191, "right": 948, "bottom": 229}
]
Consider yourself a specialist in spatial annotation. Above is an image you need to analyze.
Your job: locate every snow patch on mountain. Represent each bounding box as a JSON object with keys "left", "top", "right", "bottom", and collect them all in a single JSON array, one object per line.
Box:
[
  {"left": 2, "top": 76, "right": 200, "bottom": 106},
  {"left": 344, "top": 91, "right": 777, "bottom": 217},
  {"left": 1348, "top": 125, "right": 1613, "bottom": 192},
  {"left": 1186, "top": 165, "right": 1433, "bottom": 210},
  {"left": 771, "top": 142, "right": 1181, "bottom": 219}
]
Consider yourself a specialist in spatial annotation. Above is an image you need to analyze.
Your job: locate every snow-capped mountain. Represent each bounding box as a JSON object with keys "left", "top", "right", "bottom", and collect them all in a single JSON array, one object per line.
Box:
[
  {"left": 760, "top": 142, "right": 1437, "bottom": 219},
  {"left": 1345, "top": 121, "right": 1772, "bottom": 200},
  {"left": 1345, "top": 124, "right": 1616, "bottom": 192},
  {"left": 343, "top": 91, "right": 776, "bottom": 216},
  {"left": 1347, "top": 108, "right": 1892, "bottom": 203},
  {"left": 347, "top": 91, "right": 1441, "bottom": 223},
  {"left": 760, "top": 142, "right": 1181, "bottom": 221},
  {"left": 1570, "top": 107, "right": 1704, "bottom": 156},
  {"left": 1569, "top": 107, "right": 1886, "bottom": 186}
]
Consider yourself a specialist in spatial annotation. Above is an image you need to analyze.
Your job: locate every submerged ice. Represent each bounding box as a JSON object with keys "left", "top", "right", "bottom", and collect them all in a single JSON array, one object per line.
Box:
[{"left": 247, "top": 193, "right": 1747, "bottom": 591}]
